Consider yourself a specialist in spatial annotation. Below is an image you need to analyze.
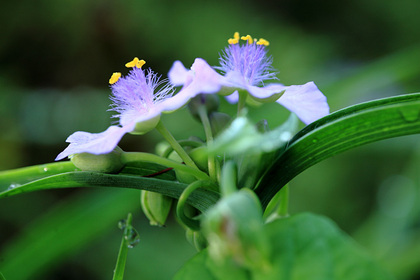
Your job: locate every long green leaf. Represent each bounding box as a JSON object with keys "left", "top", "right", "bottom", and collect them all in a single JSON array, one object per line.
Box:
[
  {"left": 256, "top": 93, "right": 420, "bottom": 208},
  {"left": 0, "top": 161, "right": 78, "bottom": 190},
  {"left": 0, "top": 172, "right": 219, "bottom": 212},
  {"left": 112, "top": 213, "right": 133, "bottom": 280},
  {"left": 0, "top": 161, "right": 176, "bottom": 191}
]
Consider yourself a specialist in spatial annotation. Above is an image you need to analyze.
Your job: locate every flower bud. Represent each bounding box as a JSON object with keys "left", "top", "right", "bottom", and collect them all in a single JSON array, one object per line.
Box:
[
  {"left": 188, "top": 94, "right": 220, "bottom": 120},
  {"left": 188, "top": 146, "right": 208, "bottom": 172},
  {"left": 70, "top": 147, "right": 124, "bottom": 173},
  {"left": 167, "top": 150, "right": 197, "bottom": 184},
  {"left": 140, "top": 190, "right": 173, "bottom": 226},
  {"left": 209, "top": 112, "right": 232, "bottom": 136},
  {"left": 202, "top": 189, "right": 268, "bottom": 268},
  {"left": 185, "top": 228, "right": 208, "bottom": 251},
  {"left": 130, "top": 115, "right": 161, "bottom": 135}
]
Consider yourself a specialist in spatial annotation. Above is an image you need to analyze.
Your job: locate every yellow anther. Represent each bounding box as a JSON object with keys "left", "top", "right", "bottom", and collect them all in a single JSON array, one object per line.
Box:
[
  {"left": 109, "top": 72, "right": 121, "bottom": 84},
  {"left": 228, "top": 32, "right": 240, "bottom": 44},
  {"left": 241, "top": 35, "right": 253, "bottom": 44},
  {"left": 136, "top": 59, "right": 146, "bottom": 68},
  {"left": 256, "top": 38, "right": 270, "bottom": 46},
  {"left": 228, "top": 38, "right": 239, "bottom": 44},
  {"left": 125, "top": 57, "right": 146, "bottom": 68}
]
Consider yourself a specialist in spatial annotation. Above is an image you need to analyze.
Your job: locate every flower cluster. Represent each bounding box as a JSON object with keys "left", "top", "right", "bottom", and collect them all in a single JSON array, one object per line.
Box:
[{"left": 56, "top": 33, "right": 329, "bottom": 161}]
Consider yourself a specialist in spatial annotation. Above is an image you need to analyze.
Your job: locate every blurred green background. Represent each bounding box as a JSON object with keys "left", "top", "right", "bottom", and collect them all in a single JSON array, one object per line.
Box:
[{"left": 1, "top": 0, "right": 420, "bottom": 279}]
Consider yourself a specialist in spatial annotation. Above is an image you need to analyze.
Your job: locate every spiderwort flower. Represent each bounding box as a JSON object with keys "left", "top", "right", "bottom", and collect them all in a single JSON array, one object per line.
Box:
[
  {"left": 55, "top": 58, "right": 192, "bottom": 161},
  {"left": 168, "top": 32, "right": 329, "bottom": 124}
]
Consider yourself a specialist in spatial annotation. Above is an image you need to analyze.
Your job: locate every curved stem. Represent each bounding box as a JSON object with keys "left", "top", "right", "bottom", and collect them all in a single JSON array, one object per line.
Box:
[
  {"left": 177, "top": 180, "right": 217, "bottom": 231},
  {"left": 121, "top": 152, "right": 210, "bottom": 181},
  {"left": 198, "top": 106, "right": 217, "bottom": 181},
  {"left": 155, "top": 121, "right": 198, "bottom": 169}
]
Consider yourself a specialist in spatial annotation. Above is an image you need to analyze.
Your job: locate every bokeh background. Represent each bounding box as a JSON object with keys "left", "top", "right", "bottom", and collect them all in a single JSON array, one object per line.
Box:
[{"left": 1, "top": 0, "right": 420, "bottom": 279}]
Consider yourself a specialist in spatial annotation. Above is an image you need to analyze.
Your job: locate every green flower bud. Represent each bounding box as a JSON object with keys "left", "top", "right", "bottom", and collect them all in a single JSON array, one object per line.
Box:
[
  {"left": 188, "top": 94, "right": 220, "bottom": 120},
  {"left": 130, "top": 115, "right": 161, "bottom": 135},
  {"left": 202, "top": 189, "right": 269, "bottom": 268},
  {"left": 155, "top": 141, "right": 171, "bottom": 157},
  {"left": 70, "top": 147, "right": 124, "bottom": 173},
  {"left": 209, "top": 112, "right": 232, "bottom": 136},
  {"left": 185, "top": 228, "right": 208, "bottom": 251},
  {"left": 167, "top": 150, "right": 197, "bottom": 184},
  {"left": 188, "top": 146, "right": 208, "bottom": 172},
  {"left": 140, "top": 190, "right": 173, "bottom": 226}
]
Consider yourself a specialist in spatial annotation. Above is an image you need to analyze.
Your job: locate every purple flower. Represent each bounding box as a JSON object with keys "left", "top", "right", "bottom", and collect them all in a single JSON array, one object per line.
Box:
[
  {"left": 56, "top": 58, "right": 192, "bottom": 161},
  {"left": 168, "top": 32, "right": 329, "bottom": 124}
]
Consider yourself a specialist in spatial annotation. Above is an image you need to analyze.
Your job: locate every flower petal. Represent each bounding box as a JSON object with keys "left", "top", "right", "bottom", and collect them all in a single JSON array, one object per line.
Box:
[
  {"left": 190, "top": 58, "right": 227, "bottom": 93},
  {"left": 225, "top": 91, "right": 239, "bottom": 103},
  {"left": 169, "top": 58, "right": 228, "bottom": 95},
  {"left": 276, "top": 81, "right": 329, "bottom": 125},
  {"left": 55, "top": 126, "right": 131, "bottom": 161},
  {"left": 168, "top": 60, "right": 190, "bottom": 86},
  {"left": 246, "top": 83, "right": 287, "bottom": 99}
]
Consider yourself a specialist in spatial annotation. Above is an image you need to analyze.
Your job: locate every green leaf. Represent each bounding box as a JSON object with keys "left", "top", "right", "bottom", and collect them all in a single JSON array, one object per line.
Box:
[
  {"left": 112, "top": 213, "right": 134, "bottom": 280},
  {"left": 209, "top": 113, "right": 298, "bottom": 156},
  {"left": 0, "top": 172, "right": 219, "bottom": 212},
  {"left": 256, "top": 93, "right": 420, "bottom": 208},
  {"left": 0, "top": 160, "right": 177, "bottom": 192},
  {"left": 173, "top": 251, "right": 217, "bottom": 280},
  {"left": 174, "top": 213, "right": 394, "bottom": 280},
  {"left": 0, "top": 161, "right": 78, "bottom": 190},
  {"left": 262, "top": 213, "right": 394, "bottom": 280}
]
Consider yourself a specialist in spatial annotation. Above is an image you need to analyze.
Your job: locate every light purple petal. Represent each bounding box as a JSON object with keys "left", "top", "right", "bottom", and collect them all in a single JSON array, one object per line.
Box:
[
  {"left": 225, "top": 91, "right": 239, "bottom": 103},
  {"left": 173, "top": 58, "right": 228, "bottom": 93},
  {"left": 223, "top": 82, "right": 286, "bottom": 104},
  {"left": 168, "top": 60, "right": 190, "bottom": 86},
  {"left": 119, "top": 108, "right": 161, "bottom": 127},
  {"left": 276, "top": 82, "right": 329, "bottom": 125},
  {"left": 190, "top": 58, "right": 227, "bottom": 93},
  {"left": 55, "top": 125, "right": 132, "bottom": 161},
  {"left": 245, "top": 83, "right": 287, "bottom": 99},
  {"left": 159, "top": 88, "right": 196, "bottom": 112}
]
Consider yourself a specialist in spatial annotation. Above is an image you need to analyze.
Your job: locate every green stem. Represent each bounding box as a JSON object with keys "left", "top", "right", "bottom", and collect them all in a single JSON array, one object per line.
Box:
[
  {"left": 237, "top": 91, "right": 247, "bottom": 115},
  {"left": 155, "top": 121, "right": 198, "bottom": 169},
  {"left": 220, "top": 161, "right": 237, "bottom": 197},
  {"left": 177, "top": 180, "right": 217, "bottom": 231},
  {"left": 121, "top": 152, "right": 210, "bottom": 181},
  {"left": 112, "top": 213, "right": 132, "bottom": 280},
  {"left": 197, "top": 106, "right": 217, "bottom": 181},
  {"left": 161, "top": 140, "right": 204, "bottom": 159}
]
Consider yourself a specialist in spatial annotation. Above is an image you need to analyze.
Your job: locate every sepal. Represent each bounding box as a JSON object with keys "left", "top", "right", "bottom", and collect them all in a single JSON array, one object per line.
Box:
[{"left": 70, "top": 147, "right": 124, "bottom": 173}]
